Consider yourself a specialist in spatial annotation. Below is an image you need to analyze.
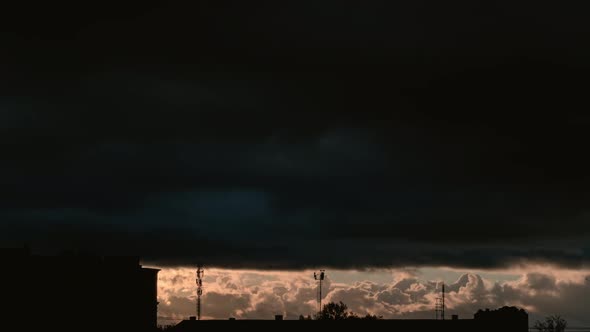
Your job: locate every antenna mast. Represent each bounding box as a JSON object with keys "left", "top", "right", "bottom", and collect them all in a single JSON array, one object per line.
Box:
[
  {"left": 196, "top": 266, "right": 204, "bottom": 320},
  {"left": 314, "top": 270, "right": 326, "bottom": 317},
  {"left": 442, "top": 283, "right": 445, "bottom": 320},
  {"left": 435, "top": 282, "right": 446, "bottom": 320}
]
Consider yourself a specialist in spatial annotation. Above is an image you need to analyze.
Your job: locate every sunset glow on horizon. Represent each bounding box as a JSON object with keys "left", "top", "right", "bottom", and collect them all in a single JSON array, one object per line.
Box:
[{"left": 154, "top": 264, "right": 590, "bottom": 326}]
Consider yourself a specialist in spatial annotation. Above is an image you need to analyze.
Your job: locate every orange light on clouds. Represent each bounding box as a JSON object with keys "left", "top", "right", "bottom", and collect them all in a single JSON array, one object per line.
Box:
[{"left": 151, "top": 264, "right": 590, "bottom": 325}]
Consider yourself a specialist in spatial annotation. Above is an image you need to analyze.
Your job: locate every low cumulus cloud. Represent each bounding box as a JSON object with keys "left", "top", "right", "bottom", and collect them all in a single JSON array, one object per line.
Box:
[
  {"left": 157, "top": 269, "right": 318, "bottom": 321},
  {"left": 156, "top": 267, "right": 590, "bottom": 326}
]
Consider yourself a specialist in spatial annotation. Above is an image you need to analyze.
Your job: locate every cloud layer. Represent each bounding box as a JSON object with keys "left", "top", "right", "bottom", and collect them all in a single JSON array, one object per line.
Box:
[
  {"left": 1, "top": 1, "right": 590, "bottom": 269},
  {"left": 156, "top": 267, "right": 590, "bottom": 326}
]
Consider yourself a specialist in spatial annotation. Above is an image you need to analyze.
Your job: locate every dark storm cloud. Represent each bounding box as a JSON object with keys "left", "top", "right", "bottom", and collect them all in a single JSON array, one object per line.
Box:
[{"left": 1, "top": 1, "right": 589, "bottom": 269}]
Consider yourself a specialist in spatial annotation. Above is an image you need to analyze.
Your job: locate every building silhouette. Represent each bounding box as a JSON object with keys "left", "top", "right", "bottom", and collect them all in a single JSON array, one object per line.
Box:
[
  {"left": 474, "top": 306, "right": 529, "bottom": 332},
  {"left": 169, "top": 306, "right": 528, "bottom": 332},
  {"left": 1, "top": 247, "right": 159, "bottom": 331}
]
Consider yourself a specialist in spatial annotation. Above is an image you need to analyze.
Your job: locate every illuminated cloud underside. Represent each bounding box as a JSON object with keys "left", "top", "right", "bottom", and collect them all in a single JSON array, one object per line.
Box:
[{"left": 155, "top": 265, "right": 590, "bottom": 326}]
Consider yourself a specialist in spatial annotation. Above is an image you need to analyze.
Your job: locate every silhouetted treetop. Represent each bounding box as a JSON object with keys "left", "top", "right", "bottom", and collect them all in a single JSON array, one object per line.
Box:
[
  {"left": 315, "top": 301, "right": 381, "bottom": 320},
  {"left": 534, "top": 315, "right": 567, "bottom": 332}
]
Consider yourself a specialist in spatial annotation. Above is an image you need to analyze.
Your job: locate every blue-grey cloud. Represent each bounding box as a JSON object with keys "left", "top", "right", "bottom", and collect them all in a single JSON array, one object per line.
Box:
[{"left": 1, "top": 1, "right": 589, "bottom": 269}]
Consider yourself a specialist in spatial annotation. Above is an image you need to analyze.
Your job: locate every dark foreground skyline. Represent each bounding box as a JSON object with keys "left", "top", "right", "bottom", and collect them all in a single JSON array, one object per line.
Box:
[
  {"left": 0, "top": 248, "right": 536, "bottom": 332},
  {"left": 3, "top": 247, "right": 589, "bottom": 326}
]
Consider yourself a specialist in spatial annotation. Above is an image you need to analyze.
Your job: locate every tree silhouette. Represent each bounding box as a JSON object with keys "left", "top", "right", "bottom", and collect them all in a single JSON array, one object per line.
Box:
[
  {"left": 315, "top": 301, "right": 382, "bottom": 320},
  {"left": 316, "top": 301, "right": 353, "bottom": 320},
  {"left": 534, "top": 315, "right": 567, "bottom": 332},
  {"left": 359, "top": 313, "right": 382, "bottom": 320}
]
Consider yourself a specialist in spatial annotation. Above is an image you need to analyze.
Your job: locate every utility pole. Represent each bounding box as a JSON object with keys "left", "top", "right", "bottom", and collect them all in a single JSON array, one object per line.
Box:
[
  {"left": 435, "top": 282, "right": 446, "bottom": 320},
  {"left": 196, "top": 266, "right": 204, "bottom": 320},
  {"left": 314, "top": 270, "right": 326, "bottom": 317},
  {"left": 442, "top": 283, "right": 445, "bottom": 320}
]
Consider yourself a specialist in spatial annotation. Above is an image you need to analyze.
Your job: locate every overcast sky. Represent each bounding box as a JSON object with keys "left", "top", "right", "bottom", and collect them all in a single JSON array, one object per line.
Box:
[{"left": 1, "top": 1, "right": 589, "bottom": 271}]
